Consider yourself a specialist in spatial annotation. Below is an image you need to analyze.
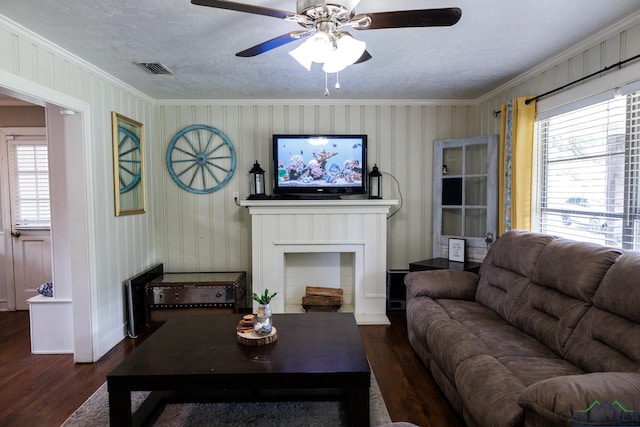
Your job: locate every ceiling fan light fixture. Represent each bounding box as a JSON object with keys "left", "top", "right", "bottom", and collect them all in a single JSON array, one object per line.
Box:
[
  {"left": 289, "top": 43, "right": 313, "bottom": 70},
  {"left": 289, "top": 31, "right": 333, "bottom": 70},
  {"left": 322, "top": 33, "right": 366, "bottom": 73}
]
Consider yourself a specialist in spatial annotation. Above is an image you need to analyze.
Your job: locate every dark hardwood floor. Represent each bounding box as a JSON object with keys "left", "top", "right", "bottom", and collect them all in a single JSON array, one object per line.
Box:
[
  {"left": 0, "top": 310, "right": 464, "bottom": 427},
  {"left": 360, "top": 312, "right": 465, "bottom": 427}
]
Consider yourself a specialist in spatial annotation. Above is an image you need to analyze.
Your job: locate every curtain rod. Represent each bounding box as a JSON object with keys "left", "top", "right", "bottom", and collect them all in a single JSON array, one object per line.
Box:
[{"left": 492, "top": 52, "right": 640, "bottom": 118}]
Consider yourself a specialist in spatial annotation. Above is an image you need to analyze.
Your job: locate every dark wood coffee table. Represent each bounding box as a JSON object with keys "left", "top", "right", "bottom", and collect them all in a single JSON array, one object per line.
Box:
[{"left": 107, "top": 312, "right": 370, "bottom": 426}]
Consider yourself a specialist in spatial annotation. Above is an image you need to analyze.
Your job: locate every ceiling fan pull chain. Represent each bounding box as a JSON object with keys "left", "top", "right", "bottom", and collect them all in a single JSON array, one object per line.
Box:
[
  {"left": 324, "top": 72, "right": 330, "bottom": 96},
  {"left": 335, "top": 72, "right": 341, "bottom": 90}
]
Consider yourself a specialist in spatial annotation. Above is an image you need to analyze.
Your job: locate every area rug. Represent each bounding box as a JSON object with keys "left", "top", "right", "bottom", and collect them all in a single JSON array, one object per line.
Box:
[{"left": 62, "top": 373, "right": 391, "bottom": 426}]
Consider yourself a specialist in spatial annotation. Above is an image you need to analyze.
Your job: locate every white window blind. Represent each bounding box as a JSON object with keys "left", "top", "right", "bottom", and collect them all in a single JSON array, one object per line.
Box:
[
  {"left": 8, "top": 138, "right": 51, "bottom": 228},
  {"left": 535, "top": 91, "right": 640, "bottom": 249}
]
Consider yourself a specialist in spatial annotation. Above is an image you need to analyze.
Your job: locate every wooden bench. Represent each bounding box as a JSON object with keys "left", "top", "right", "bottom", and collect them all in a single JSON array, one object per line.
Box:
[{"left": 301, "top": 286, "right": 343, "bottom": 312}]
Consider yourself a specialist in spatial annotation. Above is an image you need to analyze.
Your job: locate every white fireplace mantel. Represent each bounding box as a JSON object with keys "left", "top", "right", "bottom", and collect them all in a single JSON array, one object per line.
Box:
[{"left": 240, "top": 199, "right": 398, "bottom": 325}]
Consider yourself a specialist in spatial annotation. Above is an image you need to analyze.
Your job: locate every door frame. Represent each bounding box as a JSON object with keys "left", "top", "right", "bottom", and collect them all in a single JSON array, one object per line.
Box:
[
  {"left": 0, "top": 128, "right": 16, "bottom": 310},
  {"left": 0, "top": 70, "right": 96, "bottom": 362},
  {"left": 0, "top": 126, "right": 49, "bottom": 310}
]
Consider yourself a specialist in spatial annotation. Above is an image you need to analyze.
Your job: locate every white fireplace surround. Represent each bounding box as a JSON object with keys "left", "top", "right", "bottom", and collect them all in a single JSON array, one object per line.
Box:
[{"left": 240, "top": 199, "right": 398, "bottom": 325}]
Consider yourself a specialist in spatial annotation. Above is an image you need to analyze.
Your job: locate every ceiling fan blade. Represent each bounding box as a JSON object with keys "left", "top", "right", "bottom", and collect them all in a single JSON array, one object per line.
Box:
[
  {"left": 354, "top": 50, "right": 372, "bottom": 64},
  {"left": 191, "top": 0, "right": 293, "bottom": 20},
  {"left": 236, "top": 31, "right": 311, "bottom": 57},
  {"left": 353, "top": 8, "right": 462, "bottom": 30}
]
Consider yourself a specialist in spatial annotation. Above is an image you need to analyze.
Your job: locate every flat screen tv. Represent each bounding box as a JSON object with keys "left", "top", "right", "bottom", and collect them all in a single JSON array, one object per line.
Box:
[{"left": 272, "top": 134, "right": 367, "bottom": 198}]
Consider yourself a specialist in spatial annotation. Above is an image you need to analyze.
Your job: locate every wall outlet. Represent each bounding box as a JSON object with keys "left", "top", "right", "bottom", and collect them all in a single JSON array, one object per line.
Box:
[{"left": 233, "top": 191, "right": 239, "bottom": 200}]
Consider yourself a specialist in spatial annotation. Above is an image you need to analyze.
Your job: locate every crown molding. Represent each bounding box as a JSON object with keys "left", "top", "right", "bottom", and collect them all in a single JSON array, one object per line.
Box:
[
  {"left": 156, "top": 98, "right": 477, "bottom": 107},
  {"left": 477, "top": 10, "right": 640, "bottom": 105},
  {"left": 0, "top": 15, "right": 155, "bottom": 106}
]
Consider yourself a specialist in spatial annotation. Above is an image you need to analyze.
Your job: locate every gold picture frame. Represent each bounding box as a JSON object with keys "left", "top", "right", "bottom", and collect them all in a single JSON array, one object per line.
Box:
[{"left": 112, "top": 112, "right": 145, "bottom": 216}]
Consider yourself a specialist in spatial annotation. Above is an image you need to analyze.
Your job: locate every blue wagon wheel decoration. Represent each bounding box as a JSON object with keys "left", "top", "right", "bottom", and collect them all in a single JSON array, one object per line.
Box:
[
  {"left": 166, "top": 125, "right": 237, "bottom": 194},
  {"left": 117, "top": 126, "right": 142, "bottom": 193}
]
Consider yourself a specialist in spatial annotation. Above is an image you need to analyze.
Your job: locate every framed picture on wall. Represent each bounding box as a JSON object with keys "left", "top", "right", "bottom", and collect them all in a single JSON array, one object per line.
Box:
[
  {"left": 111, "top": 112, "right": 145, "bottom": 216},
  {"left": 448, "top": 238, "right": 465, "bottom": 262}
]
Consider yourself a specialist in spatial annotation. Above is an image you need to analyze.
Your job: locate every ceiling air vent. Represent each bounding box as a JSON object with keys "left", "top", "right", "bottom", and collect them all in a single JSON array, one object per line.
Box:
[{"left": 135, "top": 62, "right": 173, "bottom": 75}]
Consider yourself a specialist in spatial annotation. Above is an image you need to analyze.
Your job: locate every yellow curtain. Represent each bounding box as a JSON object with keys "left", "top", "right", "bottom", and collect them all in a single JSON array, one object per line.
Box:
[{"left": 499, "top": 97, "right": 537, "bottom": 233}]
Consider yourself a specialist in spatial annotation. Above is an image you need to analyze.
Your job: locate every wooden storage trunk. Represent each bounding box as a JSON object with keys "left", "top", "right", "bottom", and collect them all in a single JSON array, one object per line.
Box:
[{"left": 146, "top": 271, "right": 247, "bottom": 323}]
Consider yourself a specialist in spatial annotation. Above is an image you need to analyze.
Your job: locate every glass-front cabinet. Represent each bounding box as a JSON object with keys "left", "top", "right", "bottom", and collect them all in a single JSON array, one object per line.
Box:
[{"left": 433, "top": 136, "right": 498, "bottom": 261}]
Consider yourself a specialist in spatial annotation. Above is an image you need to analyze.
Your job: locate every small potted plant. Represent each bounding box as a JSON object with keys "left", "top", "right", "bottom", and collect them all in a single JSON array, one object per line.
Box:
[
  {"left": 252, "top": 289, "right": 278, "bottom": 305},
  {"left": 252, "top": 289, "right": 277, "bottom": 336}
]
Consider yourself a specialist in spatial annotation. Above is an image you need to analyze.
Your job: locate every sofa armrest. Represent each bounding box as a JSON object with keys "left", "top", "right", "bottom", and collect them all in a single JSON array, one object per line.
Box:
[
  {"left": 404, "top": 270, "right": 479, "bottom": 300},
  {"left": 519, "top": 372, "right": 640, "bottom": 425}
]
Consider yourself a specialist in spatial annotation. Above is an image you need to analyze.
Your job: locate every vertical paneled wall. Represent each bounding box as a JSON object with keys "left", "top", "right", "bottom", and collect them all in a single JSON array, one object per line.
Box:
[
  {"left": 155, "top": 102, "right": 479, "bottom": 275},
  {"left": 89, "top": 83, "right": 157, "bottom": 357},
  {"left": 0, "top": 17, "right": 157, "bottom": 359}
]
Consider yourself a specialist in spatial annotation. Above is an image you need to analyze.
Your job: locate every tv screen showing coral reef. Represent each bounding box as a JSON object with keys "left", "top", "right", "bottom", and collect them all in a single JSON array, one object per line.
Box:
[{"left": 272, "top": 134, "right": 367, "bottom": 198}]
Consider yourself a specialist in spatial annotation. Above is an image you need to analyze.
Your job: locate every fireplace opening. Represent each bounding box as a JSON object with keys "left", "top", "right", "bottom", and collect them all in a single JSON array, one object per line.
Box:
[{"left": 283, "top": 252, "right": 355, "bottom": 313}]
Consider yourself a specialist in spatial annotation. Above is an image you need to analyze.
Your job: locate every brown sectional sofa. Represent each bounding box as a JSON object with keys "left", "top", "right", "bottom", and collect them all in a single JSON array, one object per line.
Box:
[{"left": 405, "top": 230, "right": 640, "bottom": 427}]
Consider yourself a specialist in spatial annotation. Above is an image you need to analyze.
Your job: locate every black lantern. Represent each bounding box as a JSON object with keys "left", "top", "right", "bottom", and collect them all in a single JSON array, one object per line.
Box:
[
  {"left": 248, "top": 160, "right": 268, "bottom": 199},
  {"left": 368, "top": 164, "right": 382, "bottom": 199}
]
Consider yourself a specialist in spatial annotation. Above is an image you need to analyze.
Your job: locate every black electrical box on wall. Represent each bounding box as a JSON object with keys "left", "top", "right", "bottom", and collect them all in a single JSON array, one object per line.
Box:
[{"left": 386, "top": 269, "right": 409, "bottom": 311}]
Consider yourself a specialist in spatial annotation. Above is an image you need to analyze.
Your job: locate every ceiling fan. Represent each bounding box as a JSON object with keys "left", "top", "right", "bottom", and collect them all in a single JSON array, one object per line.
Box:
[{"left": 191, "top": 0, "right": 462, "bottom": 68}]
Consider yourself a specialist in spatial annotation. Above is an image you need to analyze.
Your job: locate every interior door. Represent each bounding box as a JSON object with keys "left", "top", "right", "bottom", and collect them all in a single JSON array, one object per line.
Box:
[
  {"left": 433, "top": 135, "right": 498, "bottom": 261},
  {"left": 11, "top": 229, "right": 52, "bottom": 309},
  {"left": 0, "top": 127, "right": 52, "bottom": 310}
]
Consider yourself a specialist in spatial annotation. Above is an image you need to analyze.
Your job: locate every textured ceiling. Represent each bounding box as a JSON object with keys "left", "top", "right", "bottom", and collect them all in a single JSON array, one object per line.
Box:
[{"left": 1, "top": 1, "right": 639, "bottom": 100}]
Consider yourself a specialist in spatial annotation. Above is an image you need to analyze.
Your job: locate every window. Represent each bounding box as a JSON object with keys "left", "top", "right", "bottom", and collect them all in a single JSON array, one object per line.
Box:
[
  {"left": 534, "top": 92, "right": 640, "bottom": 249},
  {"left": 8, "top": 138, "right": 50, "bottom": 228}
]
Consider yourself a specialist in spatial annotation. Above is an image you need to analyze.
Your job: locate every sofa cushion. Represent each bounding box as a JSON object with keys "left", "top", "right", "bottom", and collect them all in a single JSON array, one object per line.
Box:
[
  {"left": 476, "top": 230, "right": 555, "bottom": 321},
  {"left": 455, "top": 355, "right": 525, "bottom": 427},
  {"left": 563, "top": 309, "right": 640, "bottom": 373},
  {"left": 466, "top": 322, "right": 564, "bottom": 361},
  {"left": 594, "top": 251, "right": 640, "bottom": 323},
  {"left": 436, "top": 300, "right": 559, "bottom": 360},
  {"left": 457, "top": 354, "right": 584, "bottom": 426},
  {"left": 519, "top": 372, "right": 640, "bottom": 426},
  {"left": 404, "top": 270, "right": 482, "bottom": 370},
  {"left": 503, "top": 237, "right": 621, "bottom": 356},
  {"left": 499, "top": 356, "right": 584, "bottom": 387},
  {"left": 407, "top": 298, "right": 496, "bottom": 384},
  {"left": 510, "top": 285, "right": 590, "bottom": 356},
  {"left": 479, "top": 230, "right": 555, "bottom": 279},
  {"left": 406, "top": 296, "right": 454, "bottom": 366},
  {"left": 425, "top": 299, "right": 574, "bottom": 390},
  {"left": 563, "top": 251, "right": 640, "bottom": 373},
  {"left": 531, "top": 238, "right": 622, "bottom": 303},
  {"left": 405, "top": 270, "right": 478, "bottom": 300},
  {"left": 427, "top": 312, "right": 493, "bottom": 384}
]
